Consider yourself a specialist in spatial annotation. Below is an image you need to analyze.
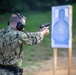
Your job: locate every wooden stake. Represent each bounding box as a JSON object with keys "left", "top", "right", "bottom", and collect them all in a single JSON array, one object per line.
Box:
[
  {"left": 53, "top": 48, "right": 57, "bottom": 75},
  {"left": 68, "top": 5, "right": 72, "bottom": 75},
  {"left": 68, "top": 48, "right": 72, "bottom": 75}
]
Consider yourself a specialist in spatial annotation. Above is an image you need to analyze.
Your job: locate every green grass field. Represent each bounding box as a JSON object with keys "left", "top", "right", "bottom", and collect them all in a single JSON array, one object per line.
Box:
[
  {"left": 22, "top": 11, "right": 52, "bottom": 67},
  {"left": 0, "top": 4, "right": 76, "bottom": 68}
]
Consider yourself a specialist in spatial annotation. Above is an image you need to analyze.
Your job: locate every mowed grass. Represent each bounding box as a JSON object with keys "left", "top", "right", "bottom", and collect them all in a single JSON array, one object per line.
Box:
[{"left": 22, "top": 11, "right": 53, "bottom": 67}]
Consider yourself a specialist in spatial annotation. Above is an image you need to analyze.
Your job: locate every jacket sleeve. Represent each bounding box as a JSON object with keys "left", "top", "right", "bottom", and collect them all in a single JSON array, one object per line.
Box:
[{"left": 18, "top": 31, "right": 44, "bottom": 45}]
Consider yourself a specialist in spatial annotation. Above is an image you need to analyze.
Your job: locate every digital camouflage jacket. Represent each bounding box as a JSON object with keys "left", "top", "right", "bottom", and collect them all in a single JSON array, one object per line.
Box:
[{"left": 0, "top": 26, "right": 44, "bottom": 66}]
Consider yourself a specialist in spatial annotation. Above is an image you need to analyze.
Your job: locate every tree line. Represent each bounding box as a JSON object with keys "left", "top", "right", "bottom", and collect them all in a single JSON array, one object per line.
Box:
[{"left": 0, "top": 0, "right": 75, "bottom": 13}]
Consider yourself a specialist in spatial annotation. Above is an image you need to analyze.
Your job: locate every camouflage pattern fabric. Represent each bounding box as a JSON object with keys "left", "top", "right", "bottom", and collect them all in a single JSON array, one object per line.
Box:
[
  {"left": 0, "top": 68, "right": 19, "bottom": 75},
  {"left": 0, "top": 26, "right": 44, "bottom": 75}
]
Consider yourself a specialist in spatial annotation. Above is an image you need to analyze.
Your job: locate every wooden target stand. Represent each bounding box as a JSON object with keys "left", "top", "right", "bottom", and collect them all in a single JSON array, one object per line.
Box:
[
  {"left": 52, "top": 5, "right": 73, "bottom": 75},
  {"left": 53, "top": 48, "right": 72, "bottom": 75}
]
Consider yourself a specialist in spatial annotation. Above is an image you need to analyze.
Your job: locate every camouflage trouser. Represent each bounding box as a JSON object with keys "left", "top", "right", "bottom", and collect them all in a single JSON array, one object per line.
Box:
[{"left": 0, "top": 68, "right": 20, "bottom": 75}]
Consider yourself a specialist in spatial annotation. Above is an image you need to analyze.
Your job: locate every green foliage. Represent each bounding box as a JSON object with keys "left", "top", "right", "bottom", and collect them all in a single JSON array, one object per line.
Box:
[
  {"left": 0, "top": 0, "right": 58, "bottom": 13},
  {"left": 0, "top": 0, "right": 76, "bottom": 13}
]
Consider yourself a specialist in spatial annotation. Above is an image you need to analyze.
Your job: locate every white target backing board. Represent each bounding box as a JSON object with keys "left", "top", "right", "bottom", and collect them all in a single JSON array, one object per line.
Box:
[{"left": 51, "top": 5, "right": 72, "bottom": 48}]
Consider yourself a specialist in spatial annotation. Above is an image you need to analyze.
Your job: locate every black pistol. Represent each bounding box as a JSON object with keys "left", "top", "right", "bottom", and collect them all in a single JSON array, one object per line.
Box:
[{"left": 40, "top": 22, "right": 51, "bottom": 29}]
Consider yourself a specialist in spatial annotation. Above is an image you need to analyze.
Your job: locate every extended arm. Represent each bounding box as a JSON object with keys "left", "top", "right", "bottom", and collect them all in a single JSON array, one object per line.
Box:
[{"left": 18, "top": 28, "right": 49, "bottom": 45}]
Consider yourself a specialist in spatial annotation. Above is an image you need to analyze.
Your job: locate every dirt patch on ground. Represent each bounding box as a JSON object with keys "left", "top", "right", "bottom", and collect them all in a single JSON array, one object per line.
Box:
[
  {"left": 23, "top": 48, "right": 76, "bottom": 75},
  {"left": 23, "top": 57, "right": 76, "bottom": 75}
]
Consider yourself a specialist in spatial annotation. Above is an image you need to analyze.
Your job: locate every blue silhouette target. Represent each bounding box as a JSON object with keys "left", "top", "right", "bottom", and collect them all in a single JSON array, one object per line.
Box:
[{"left": 51, "top": 5, "right": 72, "bottom": 48}]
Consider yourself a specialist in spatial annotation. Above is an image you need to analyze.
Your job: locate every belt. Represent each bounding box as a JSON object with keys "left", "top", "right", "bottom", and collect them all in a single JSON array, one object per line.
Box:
[{"left": 0, "top": 64, "right": 23, "bottom": 75}]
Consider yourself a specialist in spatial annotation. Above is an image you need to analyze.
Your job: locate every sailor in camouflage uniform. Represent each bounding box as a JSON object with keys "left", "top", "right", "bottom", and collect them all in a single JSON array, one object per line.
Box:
[{"left": 0, "top": 13, "right": 49, "bottom": 75}]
